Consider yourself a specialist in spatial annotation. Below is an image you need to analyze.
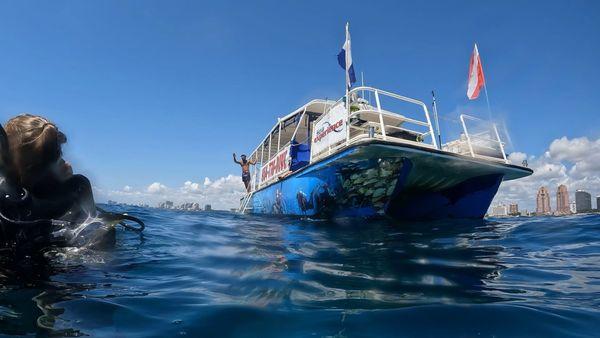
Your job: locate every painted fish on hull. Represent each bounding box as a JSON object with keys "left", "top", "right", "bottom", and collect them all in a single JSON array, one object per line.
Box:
[{"left": 250, "top": 151, "right": 411, "bottom": 218}]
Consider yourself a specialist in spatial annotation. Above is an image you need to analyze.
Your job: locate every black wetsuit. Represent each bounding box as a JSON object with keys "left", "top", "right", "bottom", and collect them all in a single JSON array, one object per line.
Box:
[{"left": 28, "top": 174, "right": 96, "bottom": 222}]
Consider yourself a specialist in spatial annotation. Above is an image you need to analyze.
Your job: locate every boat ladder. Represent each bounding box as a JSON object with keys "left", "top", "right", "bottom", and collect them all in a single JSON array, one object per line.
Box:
[{"left": 238, "top": 192, "right": 254, "bottom": 214}]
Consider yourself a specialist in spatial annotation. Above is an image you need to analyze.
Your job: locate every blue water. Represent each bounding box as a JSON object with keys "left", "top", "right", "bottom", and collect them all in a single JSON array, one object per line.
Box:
[{"left": 1, "top": 207, "right": 599, "bottom": 337}]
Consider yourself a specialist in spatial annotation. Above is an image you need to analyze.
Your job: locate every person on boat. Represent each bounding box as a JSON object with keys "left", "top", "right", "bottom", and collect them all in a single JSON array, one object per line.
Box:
[{"left": 233, "top": 153, "right": 255, "bottom": 192}]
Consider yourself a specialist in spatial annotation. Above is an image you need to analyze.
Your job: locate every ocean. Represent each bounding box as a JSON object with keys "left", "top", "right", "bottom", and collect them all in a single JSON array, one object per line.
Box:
[{"left": 1, "top": 206, "right": 598, "bottom": 337}]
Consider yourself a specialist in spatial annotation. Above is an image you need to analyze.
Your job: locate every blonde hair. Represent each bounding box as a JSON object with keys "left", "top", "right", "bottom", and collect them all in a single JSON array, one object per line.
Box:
[{"left": 4, "top": 114, "right": 66, "bottom": 188}]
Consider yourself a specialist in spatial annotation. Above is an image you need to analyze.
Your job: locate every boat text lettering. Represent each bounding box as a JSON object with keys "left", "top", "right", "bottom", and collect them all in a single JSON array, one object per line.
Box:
[{"left": 261, "top": 147, "right": 289, "bottom": 182}]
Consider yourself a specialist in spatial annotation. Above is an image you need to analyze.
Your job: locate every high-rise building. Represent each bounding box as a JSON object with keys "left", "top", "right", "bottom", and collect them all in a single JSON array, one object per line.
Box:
[
  {"left": 490, "top": 203, "right": 508, "bottom": 217},
  {"left": 509, "top": 203, "right": 519, "bottom": 215},
  {"left": 575, "top": 190, "right": 592, "bottom": 213},
  {"left": 569, "top": 201, "right": 577, "bottom": 214},
  {"left": 556, "top": 184, "right": 570, "bottom": 214},
  {"left": 536, "top": 186, "right": 551, "bottom": 215},
  {"left": 597, "top": 196, "right": 600, "bottom": 211}
]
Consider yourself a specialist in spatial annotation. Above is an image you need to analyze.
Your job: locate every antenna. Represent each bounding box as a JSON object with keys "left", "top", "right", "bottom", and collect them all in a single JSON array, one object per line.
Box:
[{"left": 431, "top": 90, "right": 442, "bottom": 149}]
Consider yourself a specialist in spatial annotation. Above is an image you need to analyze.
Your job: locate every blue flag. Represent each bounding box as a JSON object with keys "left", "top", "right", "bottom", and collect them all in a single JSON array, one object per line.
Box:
[{"left": 337, "top": 23, "right": 356, "bottom": 89}]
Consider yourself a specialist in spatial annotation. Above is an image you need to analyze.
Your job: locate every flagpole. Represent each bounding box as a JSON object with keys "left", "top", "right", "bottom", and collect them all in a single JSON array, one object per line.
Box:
[
  {"left": 479, "top": 43, "right": 493, "bottom": 121},
  {"left": 469, "top": 43, "right": 493, "bottom": 121},
  {"left": 483, "top": 80, "right": 493, "bottom": 121},
  {"left": 345, "top": 22, "right": 350, "bottom": 107}
]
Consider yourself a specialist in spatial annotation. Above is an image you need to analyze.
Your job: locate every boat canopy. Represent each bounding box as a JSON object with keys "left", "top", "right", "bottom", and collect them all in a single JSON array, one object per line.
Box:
[{"left": 247, "top": 99, "right": 334, "bottom": 168}]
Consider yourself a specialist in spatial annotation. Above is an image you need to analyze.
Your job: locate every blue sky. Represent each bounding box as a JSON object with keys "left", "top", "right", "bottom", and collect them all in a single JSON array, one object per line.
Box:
[{"left": 1, "top": 1, "right": 599, "bottom": 208}]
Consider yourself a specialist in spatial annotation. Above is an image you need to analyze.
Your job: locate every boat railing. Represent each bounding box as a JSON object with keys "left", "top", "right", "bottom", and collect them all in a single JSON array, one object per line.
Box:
[
  {"left": 310, "top": 86, "right": 437, "bottom": 162},
  {"left": 446, "top": 114, "right": 508, "bottom": 163}
]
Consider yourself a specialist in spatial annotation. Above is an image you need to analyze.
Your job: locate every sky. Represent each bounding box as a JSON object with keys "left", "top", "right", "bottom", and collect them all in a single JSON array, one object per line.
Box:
[{"left": 0, "top": 1, "right": 599, "bottom": 210}]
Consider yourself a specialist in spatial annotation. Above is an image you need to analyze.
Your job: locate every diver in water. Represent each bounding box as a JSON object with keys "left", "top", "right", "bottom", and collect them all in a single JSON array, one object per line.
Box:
[
  {"left": 3, "top": 114, "right": 96, "bottom": 221},
  {"left": 0, "top": 114, "right": 143, "bottom": 252}
]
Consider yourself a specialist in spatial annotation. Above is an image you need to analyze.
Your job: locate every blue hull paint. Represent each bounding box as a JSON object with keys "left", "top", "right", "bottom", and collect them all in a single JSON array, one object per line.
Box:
[{"left": 248, "top": 143, "right": 512, "bottom": 220}]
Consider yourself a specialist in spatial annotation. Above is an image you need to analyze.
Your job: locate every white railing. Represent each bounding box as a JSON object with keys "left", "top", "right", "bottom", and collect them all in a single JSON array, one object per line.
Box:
[
  {"left": 310, "top": 86, "right": 437, "bottom": 162},
  {"left": 458, "top": 114, "right": 508, "bottom": 163}
]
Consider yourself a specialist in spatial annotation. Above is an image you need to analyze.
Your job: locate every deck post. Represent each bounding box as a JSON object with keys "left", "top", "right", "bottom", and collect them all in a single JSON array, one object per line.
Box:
[
  {"left": 346, "top": 91, "right": 351, "bottom": 144},
  {"left": 250, "top": 160, "right": 255, "bottom": 192},
  {"left": 277, "top": 118, "right": 282, "bottom": 152},
  {"left": 258, "top": 143, "right": 265, "bottom": 188},
  {"left": 374, "top": 90, "right": 387, "bottom": 140},
  {"left": 290, "top": 107, "right": 307, "bottom": 144},
  {"left": 268, "top": 133, "right": 272, "bottom": 159},
  {"left": 460, "top": 114, "right": 475, "bottom": 158},
  {"left": 492, "top": 123, "right": 508, "bottom": 163},
  {"left": 309, "top": 120, "right": 316, "bottom": 163},
  {"left": 422, "top": 104, "right": 438, "bottom": 149}
]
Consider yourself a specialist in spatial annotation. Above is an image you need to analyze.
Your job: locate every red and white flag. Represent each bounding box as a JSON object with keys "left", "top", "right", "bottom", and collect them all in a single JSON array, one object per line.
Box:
[{"left": 467, "top": 43, "right": 485, "bottom": 100}]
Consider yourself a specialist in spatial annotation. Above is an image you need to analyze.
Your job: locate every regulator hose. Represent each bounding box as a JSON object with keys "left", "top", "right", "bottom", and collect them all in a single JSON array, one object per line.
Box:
[{"left": 96, "top": 207, "right": 145, "bottom": 233}]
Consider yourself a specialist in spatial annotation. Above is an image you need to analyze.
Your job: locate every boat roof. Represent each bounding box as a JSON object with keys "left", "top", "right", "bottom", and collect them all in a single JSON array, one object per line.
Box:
[
  {"left": 249, "top": 99, "right": 337, "bottom": 159},
  {"left": 271, "top": 99, "right": 335, "bottom": 134}
]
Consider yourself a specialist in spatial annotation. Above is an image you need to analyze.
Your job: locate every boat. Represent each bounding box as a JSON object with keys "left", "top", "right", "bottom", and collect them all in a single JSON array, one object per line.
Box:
[{"left": 237, "top": 30, "right": 532, "bottom": 220}]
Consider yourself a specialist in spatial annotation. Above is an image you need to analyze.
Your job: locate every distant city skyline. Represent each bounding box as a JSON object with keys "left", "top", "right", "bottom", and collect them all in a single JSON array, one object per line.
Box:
[{"left": 491, "top": 183, "right": 599, "bottom": 217}]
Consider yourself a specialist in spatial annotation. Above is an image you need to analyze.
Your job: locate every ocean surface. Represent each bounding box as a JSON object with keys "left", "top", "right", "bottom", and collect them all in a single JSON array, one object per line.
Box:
[{"left": 0, "top": 207, "right": 599, "bottom": 337}]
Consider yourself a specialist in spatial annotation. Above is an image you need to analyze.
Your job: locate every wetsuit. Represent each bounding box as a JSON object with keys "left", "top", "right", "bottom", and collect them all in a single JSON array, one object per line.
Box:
[{"left": 28, "top": 174, "right": 96, "bottom": 222}]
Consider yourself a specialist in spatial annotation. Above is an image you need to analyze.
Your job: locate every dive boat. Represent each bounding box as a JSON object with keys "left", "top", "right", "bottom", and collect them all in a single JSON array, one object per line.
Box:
[
  {"left": 238, "top": 25, "right": 532, "bottom": 220},
  {"left": 238, "top": 86, "right": 532, "bottom": 220}
]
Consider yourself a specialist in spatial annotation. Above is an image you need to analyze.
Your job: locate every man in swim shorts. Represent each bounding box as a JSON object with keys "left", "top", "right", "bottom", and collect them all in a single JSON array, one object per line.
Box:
[{"left": 233, "top": 153, "right": 256, "bottom": 192}]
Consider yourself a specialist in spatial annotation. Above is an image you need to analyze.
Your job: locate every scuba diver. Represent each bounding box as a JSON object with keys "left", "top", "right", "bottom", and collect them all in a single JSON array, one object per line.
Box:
[{"left": 0, "top": 114, "right": 144, "bottom": 254}]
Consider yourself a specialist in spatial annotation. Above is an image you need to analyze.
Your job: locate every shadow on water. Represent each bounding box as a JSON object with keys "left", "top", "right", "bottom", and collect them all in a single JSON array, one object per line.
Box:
[{"left": 276, "top": 217, "right": 509, "bottom": 309}]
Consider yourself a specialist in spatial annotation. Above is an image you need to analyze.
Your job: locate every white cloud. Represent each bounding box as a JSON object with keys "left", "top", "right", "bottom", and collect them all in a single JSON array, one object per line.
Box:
[
  {"left": 147, "top": 182, "right": 168, "bottom": 194},
  {"left": 548, "top": 137, "right": 600, "bottom": 162},
  {"left": 494, "top": 136, "right": 600, "bottom": 211},
  {"left": 94, "top": 174, "right": 246, "bottom": 210},
  {"left": 182, "top": 181, "right": 202, "bottom": 193}
]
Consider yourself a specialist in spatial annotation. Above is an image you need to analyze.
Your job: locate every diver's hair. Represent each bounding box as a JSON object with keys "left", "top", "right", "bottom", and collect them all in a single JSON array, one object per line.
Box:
[{"left": 4, "top": 114, "right": 66, "bottom": 188}]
